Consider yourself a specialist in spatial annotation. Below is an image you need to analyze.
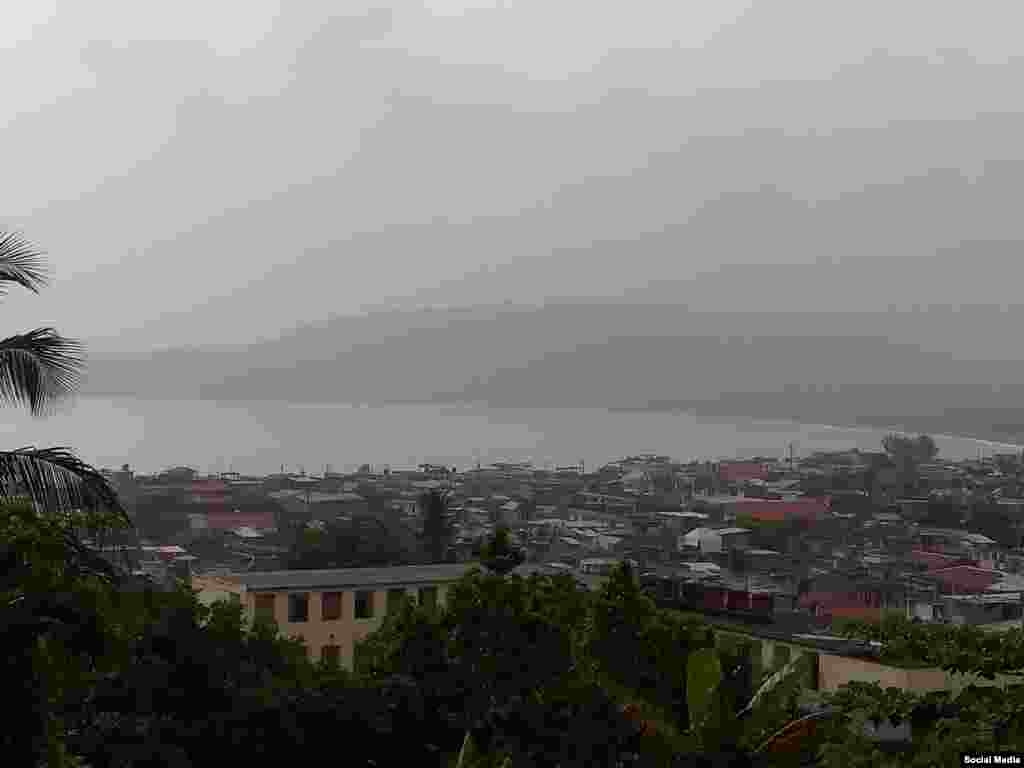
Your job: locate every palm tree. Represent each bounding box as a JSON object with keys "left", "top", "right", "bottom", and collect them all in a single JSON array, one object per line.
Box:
[
  {"left": 0, "top": 231, "right": 123, "bottom": 519},
  {"left": 0, "top": 232, "right": 128, "bottom": 767}
]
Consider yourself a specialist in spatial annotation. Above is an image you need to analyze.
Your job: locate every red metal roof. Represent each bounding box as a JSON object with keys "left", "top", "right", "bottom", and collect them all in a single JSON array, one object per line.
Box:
[
  {"left": 910, "top": 550, "right": 963, "bottom": 570},
  {"left": 736, "top": 498, "right": 830, "bottom": 522},
  {"left": 926, "top": 565, "right": 1002, "bottom": 593},
  {"left": 799, "top": 589, "right": 881, "bottom": 609},
  {"left": 204, "top": 510, "right": 277, "bottom": 531},
  {"left": 827, "top": 605, "right": 883, "bottom": 622},
  {"left": 190, "top": 481, "right": 229, "bottom": 494},
  {"left": 719, "top": 463, "right": 770, "bottom": 483}
]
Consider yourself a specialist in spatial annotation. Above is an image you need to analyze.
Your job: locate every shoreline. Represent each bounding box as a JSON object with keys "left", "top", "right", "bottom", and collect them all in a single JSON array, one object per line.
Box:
[
  {"left": 74, "top": 394, "right": 1024, "bottom": 465},
  {"left": 604, "top": 404, "right": 1024, "bottom": 452}
]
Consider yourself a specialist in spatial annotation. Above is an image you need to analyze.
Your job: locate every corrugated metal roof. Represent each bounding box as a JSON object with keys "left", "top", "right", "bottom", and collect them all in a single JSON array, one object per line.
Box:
[
  {"left": 735, "top": 498, "right": 830, "bottom": 522},
  {"left": 205, "top": 511, "right": 276, "bottom": 531},
  {"left": 927, "top": 565, "right": 1003, "bottom": 593},
  {"left": 963, "top": 533, "right": 997, "bottom": 545},
  {"left": 946, "top": 592, "right": 1022, "bottom": 604},
  {"left": 236, "top": 563, "right": 478, "bottom": 591}
]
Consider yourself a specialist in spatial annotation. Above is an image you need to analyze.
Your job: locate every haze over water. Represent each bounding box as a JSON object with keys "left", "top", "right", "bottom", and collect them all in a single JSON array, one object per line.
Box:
[{"left": 2, "top": 397, "right": 1017, "bottom": 476}]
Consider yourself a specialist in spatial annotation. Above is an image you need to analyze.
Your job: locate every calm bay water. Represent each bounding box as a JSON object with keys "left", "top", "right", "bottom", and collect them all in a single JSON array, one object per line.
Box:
[{"left": 0, "top": 397, "right": 1018, "bottom": 476}]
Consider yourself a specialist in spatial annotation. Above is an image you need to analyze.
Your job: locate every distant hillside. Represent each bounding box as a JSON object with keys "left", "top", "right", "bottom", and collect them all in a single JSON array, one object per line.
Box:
[{"left": 83, "top": 303, "right": 1024, "bottom": 443}]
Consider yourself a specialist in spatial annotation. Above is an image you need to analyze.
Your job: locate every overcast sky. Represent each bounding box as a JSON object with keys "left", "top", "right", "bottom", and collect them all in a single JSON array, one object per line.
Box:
[{"left": 3, "top": 0, "right": 1024, "bottom": 354}]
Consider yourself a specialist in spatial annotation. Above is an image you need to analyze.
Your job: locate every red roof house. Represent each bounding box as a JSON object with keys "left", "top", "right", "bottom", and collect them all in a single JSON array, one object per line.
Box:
[
  {"left": 925, "top": 565, "right": 1002, "bottom": 594},
  {"left": 799, "top": 590, "right": 884, "bottom": 622},
  {"left": 735, "top": 497, "right": 830, "bottom": 523},
  {"left": 205, "top": 510, "right": 277, "bottom": 531},
  {"left": 189, "top": 480, "right": 231, "bottom": 508},
  {"left": 910, "top": 550, "right": 966, "bottom": 571},
  {"left": 827, "top": 605, "right": 884, "bottom": 622},
  {"left": 719, "top": 463, "right": 770, "bottom": 484}
]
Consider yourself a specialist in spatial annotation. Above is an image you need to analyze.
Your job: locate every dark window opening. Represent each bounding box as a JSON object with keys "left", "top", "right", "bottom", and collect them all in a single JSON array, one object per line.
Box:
[
  {"left": 355, "top": 590, "right": 374, "bottom": 619},
  {"left": 288, "top": 593, "right": 309, "bottom": 623},
  {"left": 322, "top": 591, "right": 343, "bottom": 621}
]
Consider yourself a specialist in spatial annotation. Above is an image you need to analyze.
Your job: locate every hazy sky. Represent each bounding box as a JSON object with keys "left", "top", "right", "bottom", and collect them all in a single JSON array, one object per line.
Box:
[{"left": 3, "top": 0, "right": 1024, "bottom": 353}]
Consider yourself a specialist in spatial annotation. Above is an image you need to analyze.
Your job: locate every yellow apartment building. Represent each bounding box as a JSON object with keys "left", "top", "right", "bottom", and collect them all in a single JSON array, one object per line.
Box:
[{"left": 191, "top": 563, "right": 478, "bottom": 669}]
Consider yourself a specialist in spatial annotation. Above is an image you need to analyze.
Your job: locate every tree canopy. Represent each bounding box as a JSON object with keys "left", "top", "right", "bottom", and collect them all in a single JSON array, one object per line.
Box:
[{"left": 881, "top": 433, "right": 939, "bottom": 464}]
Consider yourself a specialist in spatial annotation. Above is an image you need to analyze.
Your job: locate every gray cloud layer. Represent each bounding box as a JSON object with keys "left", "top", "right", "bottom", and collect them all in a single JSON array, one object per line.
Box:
[{"left": 3, "top": 1, "right": 1024, "bottom": 353}]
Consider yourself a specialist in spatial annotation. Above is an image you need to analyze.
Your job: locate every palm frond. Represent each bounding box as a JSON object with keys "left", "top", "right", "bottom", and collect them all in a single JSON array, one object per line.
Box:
[
  {"left": 0, "top": 231, "right": 49, "bottom": 296},
  {"left": 0, "top": 447, "right": 126, "bottom": 520},
  {"left": 0, "top": 328, "right": 84, "bottom": 416}
]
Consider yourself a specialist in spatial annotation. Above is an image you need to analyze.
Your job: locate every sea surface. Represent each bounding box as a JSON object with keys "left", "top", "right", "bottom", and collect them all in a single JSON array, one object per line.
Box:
[{"left": 1, "top": 397, "right": 1019, "bottom": 476}]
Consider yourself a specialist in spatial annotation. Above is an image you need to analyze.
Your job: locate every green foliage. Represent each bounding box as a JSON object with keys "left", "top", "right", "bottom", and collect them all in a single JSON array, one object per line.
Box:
[
  {"left": 358, "top": 559, "right": 779, "bottom": 765},
  {"left": 832, "top": 613, "right": 1024, "bottom": 675},
  {"left": 287, "top": 516, "right": 413, "bottom": 569},
  {"left": 469, "top": 680, "right": 655, "bottom": 768},
  {"left": 740, "top": 654, "right": 816, "bottom": 751},
  {"left": 1, "top": 493, "right": 463, "bottom": 766},
  {"left": 687, "top": 648, "right": 724, "bottom": 735},
  {"left": 818, "top": 617, "right": 1024, "bottom": 767},
  {"left": 478, "top": 525, "right": 525, "bottom": 575},
  {"left": 1, "top": 500, "right": 131, "bottom": 766}
]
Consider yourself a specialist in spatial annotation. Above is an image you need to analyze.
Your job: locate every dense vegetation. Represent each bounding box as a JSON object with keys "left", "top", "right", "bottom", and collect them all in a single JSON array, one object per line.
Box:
[
  {"left": 816, "top": 614, "right": 1024, "bottom": 767},
  {"left": 12, "top": 487, "right": 1024, "bottom": 767},
  {"left": 7, "top": 501, "right": 825, "bottom": 766}
]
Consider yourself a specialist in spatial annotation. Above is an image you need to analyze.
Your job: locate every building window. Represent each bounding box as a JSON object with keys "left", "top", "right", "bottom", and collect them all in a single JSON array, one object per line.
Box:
[
  {"left": 254, "top": 593, "right": 276, "bottom": 623},
  {"left": 419, "top": 586, "right": 438, "bottom": 610},
  {"left": 321, "top": 644, "right": 341, "bottom": 667},
  {"left": 321, "top": 591, "right": 343, "bottom": 621},
  {"left": 355, "top": 590, "right": 374, "bottom": 619},
  {"left": 288, "top": 593, "right": 309, "bottom": 623},
  {"left": 387, "top": 588, "right": 408, "bottom": 615}
]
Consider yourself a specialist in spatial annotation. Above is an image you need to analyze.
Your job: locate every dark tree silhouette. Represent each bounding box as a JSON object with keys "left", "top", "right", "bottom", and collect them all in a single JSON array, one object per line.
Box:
[
  {"left": 478, "top": 525, "right": 525, "bottom": 575},
  {"left": 419, "top": 489, "right": 454, "bottom": 564}
]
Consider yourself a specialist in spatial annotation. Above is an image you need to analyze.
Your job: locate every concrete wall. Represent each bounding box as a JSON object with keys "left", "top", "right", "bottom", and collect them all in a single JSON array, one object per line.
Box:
[
  {"left": 818, "top": 654, "right": 947, "bottom": 693},
  {"left": 817, "top": 653, "right": 1024, "bottom": 694},
  {"left": 238, "top": 582, "right": 453, "bottom": 670},
  {"left": 191, "top": 574, "right": 245, "bottom": 607},
  {"left": 703, "top": 626, "right": 1024, "bottom": 697}
]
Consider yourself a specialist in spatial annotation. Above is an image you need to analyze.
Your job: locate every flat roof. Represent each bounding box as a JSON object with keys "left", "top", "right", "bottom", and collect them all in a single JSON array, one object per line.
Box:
[
  {"left": 946, "top": 592, "right": 1023, "bottom": 604},
  {"left": 236, "top": 563, "right": 478, "bottom": 592}
]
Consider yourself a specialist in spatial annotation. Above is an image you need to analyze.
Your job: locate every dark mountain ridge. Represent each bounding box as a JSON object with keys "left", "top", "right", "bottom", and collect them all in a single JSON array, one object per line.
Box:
[{"left": 83, "top": 303, "right": 1024, "bottom": 444}]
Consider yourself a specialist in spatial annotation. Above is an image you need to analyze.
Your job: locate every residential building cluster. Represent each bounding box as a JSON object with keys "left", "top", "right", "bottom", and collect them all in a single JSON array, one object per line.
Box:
[{"left": 88, "top": 446, "right": 1024, "bottom": 679}]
